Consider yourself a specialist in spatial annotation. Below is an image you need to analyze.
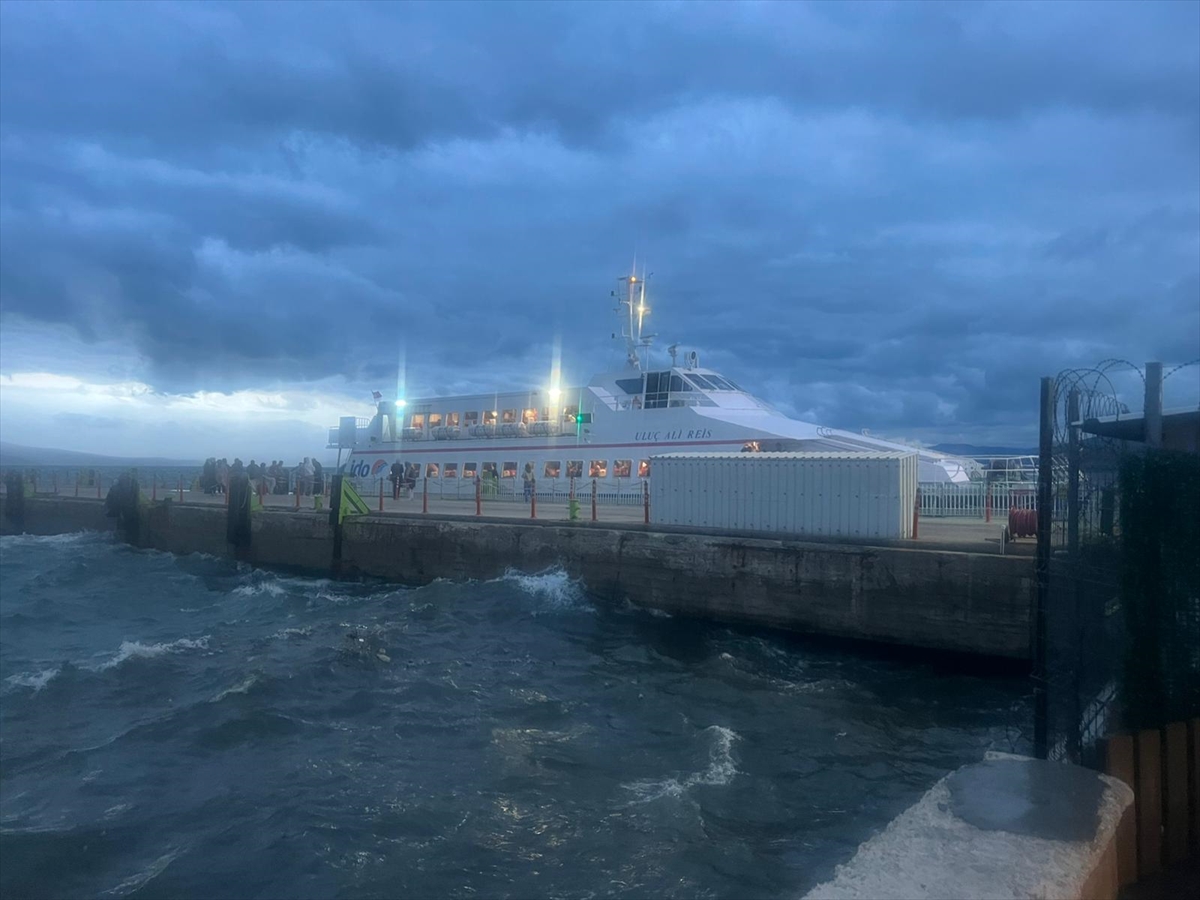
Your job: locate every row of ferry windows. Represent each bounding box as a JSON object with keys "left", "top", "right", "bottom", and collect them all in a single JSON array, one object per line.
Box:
[
  {"left": 407, "top": 407, "right": 578, "bottom": 429},
  {"left": 399, "top": 460, "right": 651, "bottom": 479}
]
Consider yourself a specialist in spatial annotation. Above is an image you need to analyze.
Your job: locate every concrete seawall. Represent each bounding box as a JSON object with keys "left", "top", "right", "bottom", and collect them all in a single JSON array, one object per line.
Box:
[{"left": 2, "top": 496, "right": 1034, "bottom": 661}]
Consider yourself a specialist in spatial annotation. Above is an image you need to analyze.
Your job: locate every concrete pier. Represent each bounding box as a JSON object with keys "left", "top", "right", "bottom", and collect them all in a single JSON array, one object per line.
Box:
[{"left": 1, "top": 494, "right": 1035, "bottom": 661}]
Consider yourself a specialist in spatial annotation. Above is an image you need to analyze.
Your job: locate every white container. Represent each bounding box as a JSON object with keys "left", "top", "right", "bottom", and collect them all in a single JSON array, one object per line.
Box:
[{"left": 649, "top": 451, "right": 918, "bottom": 539}]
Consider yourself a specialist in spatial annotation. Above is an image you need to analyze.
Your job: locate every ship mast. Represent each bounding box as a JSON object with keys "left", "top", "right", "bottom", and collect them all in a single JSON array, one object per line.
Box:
[{"left": 614, "top": 270, "right": 654, "bottom": 369}]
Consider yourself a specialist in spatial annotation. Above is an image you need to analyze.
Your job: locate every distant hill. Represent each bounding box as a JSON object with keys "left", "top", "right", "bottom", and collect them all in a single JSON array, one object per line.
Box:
[
  {"left": 931, "top": 443, "right": 1036, "bottom": 457},
  {"left": 0, "top": 442, "right": 200, "bottom": 468}
]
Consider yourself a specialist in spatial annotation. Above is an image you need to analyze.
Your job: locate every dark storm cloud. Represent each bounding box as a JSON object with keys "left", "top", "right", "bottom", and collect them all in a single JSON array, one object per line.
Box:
[{"left": 1, "top": 0, "right": 1197, "bottom": 436}]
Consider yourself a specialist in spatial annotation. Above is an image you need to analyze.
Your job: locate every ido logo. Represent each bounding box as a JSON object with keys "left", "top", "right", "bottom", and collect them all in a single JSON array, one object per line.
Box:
[{"left": 348, "top": 459, "right": 389, "bottom": 477}]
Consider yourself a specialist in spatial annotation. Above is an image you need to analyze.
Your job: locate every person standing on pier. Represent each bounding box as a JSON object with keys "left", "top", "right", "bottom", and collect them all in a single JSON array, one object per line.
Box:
[
  {"left": 522, "top": 463, "right": 535, "bottom": 502},
  {"left": 389, "top": 461, "right": 404, "bottom": 500}
]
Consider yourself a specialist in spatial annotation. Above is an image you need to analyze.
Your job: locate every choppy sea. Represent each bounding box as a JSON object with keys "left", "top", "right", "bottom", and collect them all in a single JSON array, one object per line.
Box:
[{"left": 0, "top": 532, "right": 1027, "bottom": 899}]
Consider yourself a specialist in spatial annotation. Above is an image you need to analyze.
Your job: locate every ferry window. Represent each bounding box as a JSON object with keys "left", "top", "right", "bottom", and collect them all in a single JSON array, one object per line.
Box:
[
  {"left": 462, "top": 463, "right": 478, "bottom": 480},
  {"left": 669, "top": 375, "right": 687, "bottom": 393},
  {"left": 483, "top": 411, "right": 498, "bottom": 426},
  {"left": 428, "top": 413, "right": 443, "bottom": 428},
  {"left": 615, "top": 377, "right": 643, "bottom": 395},
  {"left": 502, "top": 461, "right": 517, "bottom": 478},
  {"left": 638, "top": 460, "right": 650, "bottom": 478},
  {"left": 482, "top": 462, "right": 498, "bottom": 479},
  {"left": 544, "top": 461, "right": 561, "bottom": 478},
  {"left": 464, "top": 411, "right": 479, "bottom": 427},
  {"left": 589, "top": 460, "right": 607, "bottom": 478},
  {"left": 567, "top": 460, "right": 583, "bottom": 478},
  {"left": 501, "top": 409, "right": 517, "bottom": 424},
  {"left": 563, "top": 405, "right": 578, "bottom": 421},
  {"left": 410, "top": 413, "right": 425, "bottom": 429},
  {"left": 426, "top": 463, "right": 439, "bottom": 478},
  {"left": 613, "top": 459, "right": 632, "bottom": 478},
  {"left": 446, "top": 412, "right": 460, "bottom": 427},
  {"left": 444, "top": 463, "right": 458, "bottom": 478},
  {"left": 687, "top": 374, "right": 716, "bottom": 390},
  {"left": 522, "top": 408, "right": 538, "bottom": 424},
  {"left": 404, "top": 462, "right": 420, "bottom": 481}
]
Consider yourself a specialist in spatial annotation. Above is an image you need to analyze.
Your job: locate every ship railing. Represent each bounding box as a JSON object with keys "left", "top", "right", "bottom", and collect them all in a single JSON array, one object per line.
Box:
[
  {"left": 917, "top": 481, "right": 1068, "bottom": 519},
  {"left": 341, "top": 474, "right": 648, "bottom": 506}
]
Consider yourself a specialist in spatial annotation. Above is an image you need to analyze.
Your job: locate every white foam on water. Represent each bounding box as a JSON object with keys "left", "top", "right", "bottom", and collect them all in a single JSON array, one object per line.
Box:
[
  {"left": 102, "top": 846, "right": 182, "bottom": 897},
  {"left": 496, "top": 568, "right": 591, "bottom": 612},
  {"left": 0, "top": 531, "right": 109, "bottom": 549},
  {"left": 98, "top": 636, "right": 210, "bottom": 671},
  {"left": 232, "top": 580, "right": 287, "bottom": 598},
  {"left": 3, "top": 666, "right": 61, "bottom": 692},
  {"left": 271, "top": 626, "right": 313, "bottom": 640},
  {"left": 209, "top": 673, "right": 260, "bottom": 702},
  {"left": 623, "top": 725, "right": 741, "bottom": 803}
]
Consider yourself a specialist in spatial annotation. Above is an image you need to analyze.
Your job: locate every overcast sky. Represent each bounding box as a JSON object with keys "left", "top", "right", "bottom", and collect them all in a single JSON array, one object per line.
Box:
[{"left": 1, "top": 0, "right": 1197, "bottom": 460}]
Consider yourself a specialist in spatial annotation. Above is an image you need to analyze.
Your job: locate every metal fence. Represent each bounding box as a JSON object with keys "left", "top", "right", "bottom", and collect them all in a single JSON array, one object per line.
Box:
[
  {"left": 344, "top": 476, "right": 649, "bottom": 507},
  {"left": 1037, "top": 359, "right": 1200, "bottom": 765}
]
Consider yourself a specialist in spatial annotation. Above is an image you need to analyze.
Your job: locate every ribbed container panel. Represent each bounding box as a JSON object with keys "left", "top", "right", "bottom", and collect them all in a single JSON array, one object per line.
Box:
[{"left": 649, "top": 452, "right": 918, "bottom": 539}]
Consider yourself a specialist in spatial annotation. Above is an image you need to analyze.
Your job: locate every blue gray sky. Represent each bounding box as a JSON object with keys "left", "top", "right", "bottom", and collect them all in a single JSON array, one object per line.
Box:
[{"left": 1, "top": 0, "right": 1198, "bottom": 459}]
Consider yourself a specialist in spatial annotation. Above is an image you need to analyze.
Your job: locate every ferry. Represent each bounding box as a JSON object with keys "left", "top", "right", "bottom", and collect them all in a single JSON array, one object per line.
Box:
[{"left": 329, "top": 273, "right": 978, "bottom": 496}]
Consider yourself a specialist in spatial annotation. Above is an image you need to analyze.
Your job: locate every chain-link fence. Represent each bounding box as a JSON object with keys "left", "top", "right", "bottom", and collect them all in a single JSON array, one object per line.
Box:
[{"left": 1038, "top": 359, "right": 1200, "bottom": 764}]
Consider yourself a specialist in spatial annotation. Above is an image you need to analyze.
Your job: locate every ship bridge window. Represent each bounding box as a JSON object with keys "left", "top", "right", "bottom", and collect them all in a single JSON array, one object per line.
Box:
[
  {"left": 522, "top": 408, "right": 538, "bottom": 424},
  {"left": 483, "top": 411, "right": 498, "bottom": 426},
  {"left": 446, "top": 412, "right": 460, "bottom": 427},
  {"left": 687, "top": 374, "right": 718, "bottom": 390},
  {"left": 615, "top": 377, "right": 643, "bottom": 395}
]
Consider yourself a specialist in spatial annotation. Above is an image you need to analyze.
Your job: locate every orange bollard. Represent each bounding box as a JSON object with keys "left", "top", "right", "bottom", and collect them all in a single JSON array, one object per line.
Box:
[
  {"left": 643, "top": 480, "right": 649, "bottom": 525},
  {"left": 475, "top": 477, "right": 482, "bottom": 516},
  {"left": 912, "top": 488, "right": 920, "bottom": 539},
  {"left": 591, "top": 478, "right": 597, "bottom": 522},
  {"left": 530, "top": 479, "right": 537, "bottom": 519},
  {"left": 379, "top": 477, "right": 384, "bottom": 512},
  {"left": 422, "top": 477, "right": 428, "bottom": 514}
]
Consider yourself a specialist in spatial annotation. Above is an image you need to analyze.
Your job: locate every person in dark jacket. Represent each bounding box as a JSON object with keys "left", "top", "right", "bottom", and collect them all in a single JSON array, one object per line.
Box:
[{"left": 389, "top": 461, "right": 404, "bottom": 500}]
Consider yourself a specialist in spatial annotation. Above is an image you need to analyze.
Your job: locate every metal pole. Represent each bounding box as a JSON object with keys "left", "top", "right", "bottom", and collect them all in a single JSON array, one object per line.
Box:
[
  {"left": 1067, "top": 388, "right": 1080, "bottom": 558},
  {"left": 422, "top": 477, "right": 428, "bottom": 514},
  {"left": 1034, "top": 375, "right": 1054, "bottom": 759},
  {"left": 912, "top": 488, "right": 920, "bottom": 539},
  {"left": 379, "top": 477, "right": 384, "bottom": 512},
  {"left": 643, "top": 480, "right": 649, "bottom": 524},
  {"left": 985, "top": 484, "right": 992, "bottom": 523},
  {"left": 1143, "top": 361, "right": 1163, "bottom": 448},
  {"left": 475, "top": 476, "right": 482, "bottom": 516},
  {"left": 591, "top": 478, "right": 597, "bottom": 522},
  {"left": 530, "top": 478, "right": 536, "bottom": 519}
]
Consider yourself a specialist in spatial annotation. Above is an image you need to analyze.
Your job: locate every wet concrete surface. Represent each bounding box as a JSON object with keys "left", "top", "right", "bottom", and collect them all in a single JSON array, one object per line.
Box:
[{"left": 947, "top": 757, "right": 1105, "bottom": 842}]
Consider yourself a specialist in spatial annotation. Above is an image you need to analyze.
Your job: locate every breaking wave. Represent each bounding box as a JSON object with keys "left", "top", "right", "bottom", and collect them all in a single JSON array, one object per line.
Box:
[
  {"left": 623, "top": 726, "right": 740, "bottom": 803},
  {"left": 495, "top": 568, "right": 591, "bottom": 612},
  {"left": 4, "top": 666, "right": 62, "bottom": 692},
  {"left": 98, "top": 636, "right": 210, "bottom": 671}
]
